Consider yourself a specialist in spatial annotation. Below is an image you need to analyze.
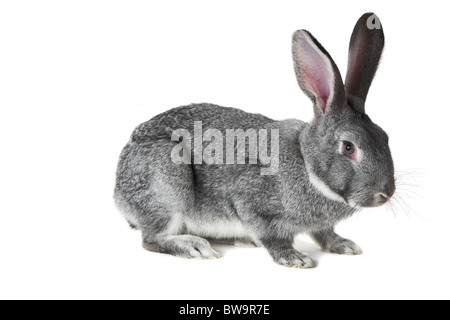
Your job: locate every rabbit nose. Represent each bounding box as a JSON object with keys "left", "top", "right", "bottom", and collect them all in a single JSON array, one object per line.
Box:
[
  {"left": 377, "top": 193, "right": 390, "bottom": 203},
  {"left": 383, "top": 179, "right": 396, "bottom": 198},
  {"left": 375, "top": 179, "right": 395, "bottom": 205}
]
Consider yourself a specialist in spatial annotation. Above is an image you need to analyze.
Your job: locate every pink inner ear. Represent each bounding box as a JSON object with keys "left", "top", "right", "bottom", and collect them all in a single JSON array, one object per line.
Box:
[
  {"left": 297, "top": 36, "right": 333, "bottom": 113},
  {"left": 303, "top": 68, "right": 330, "bottom": 111}
]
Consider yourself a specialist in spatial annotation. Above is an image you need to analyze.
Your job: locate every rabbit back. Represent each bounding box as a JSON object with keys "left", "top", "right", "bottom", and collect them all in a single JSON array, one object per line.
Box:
[{"left": 130, "top": 103, "right": 274, "bottom": 144}]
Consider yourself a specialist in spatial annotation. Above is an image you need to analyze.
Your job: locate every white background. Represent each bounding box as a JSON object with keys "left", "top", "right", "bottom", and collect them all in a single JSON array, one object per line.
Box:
[{"left": 0, "top": 1, "right": 448, "bottom": 300}]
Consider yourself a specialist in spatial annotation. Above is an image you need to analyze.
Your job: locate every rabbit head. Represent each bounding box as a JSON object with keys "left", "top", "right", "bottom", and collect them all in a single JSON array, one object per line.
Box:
[{"left": 293, "top": 13, "right": 395, "bottom": 208}]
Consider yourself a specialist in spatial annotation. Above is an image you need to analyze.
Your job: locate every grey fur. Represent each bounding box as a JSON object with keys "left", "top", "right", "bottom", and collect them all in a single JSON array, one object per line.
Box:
[{"left": 114, "top": 13, "right": 394, "bottom": 268}]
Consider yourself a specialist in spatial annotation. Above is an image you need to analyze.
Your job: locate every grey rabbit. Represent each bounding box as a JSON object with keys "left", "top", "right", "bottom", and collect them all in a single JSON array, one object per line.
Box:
[{"left": 114, "top": 13, "right": 394, "bottom": 268}]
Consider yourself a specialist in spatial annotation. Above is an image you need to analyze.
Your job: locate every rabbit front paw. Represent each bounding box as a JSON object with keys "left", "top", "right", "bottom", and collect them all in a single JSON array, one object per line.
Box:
[
  {"left": 273, "top": 249, "right": 316, "bottom": 269},
  {"left": 324, "top": 239, "right": 363, "bottom": 255}
]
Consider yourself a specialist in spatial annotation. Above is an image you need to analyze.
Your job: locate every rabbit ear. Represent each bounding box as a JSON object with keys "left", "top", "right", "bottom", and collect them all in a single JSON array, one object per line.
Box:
[
  {"left": 292, "top": 30, "right": 346, "bottom": 117},
  {"left": 345, "top": 13, "right": 385, "bottom": 114}
]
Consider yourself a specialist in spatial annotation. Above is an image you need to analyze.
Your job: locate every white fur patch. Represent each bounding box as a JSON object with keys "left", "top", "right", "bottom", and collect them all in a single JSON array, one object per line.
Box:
[
  {"left": 184, "top": 217, "right": 250, "bottom": 239},
  {"left": 164, "top": 212, "right": 185, "bottom": 235},
  {"left": 355, "top": 147, "right": 363, "bottom": 163},
  {"left": 305, "top": 165, "right": 346, "bottom": 203}
]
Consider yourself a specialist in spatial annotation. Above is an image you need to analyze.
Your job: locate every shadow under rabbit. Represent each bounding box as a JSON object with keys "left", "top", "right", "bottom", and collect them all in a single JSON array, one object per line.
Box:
[{"left": 208, "top": 236, "right": 326, "bottom": 265}]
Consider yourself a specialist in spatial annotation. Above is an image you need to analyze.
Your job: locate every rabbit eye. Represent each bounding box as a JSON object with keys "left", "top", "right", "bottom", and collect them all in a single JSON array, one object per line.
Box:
[{"left": 342, "top": 141, "right": 357, "bottom": 159}]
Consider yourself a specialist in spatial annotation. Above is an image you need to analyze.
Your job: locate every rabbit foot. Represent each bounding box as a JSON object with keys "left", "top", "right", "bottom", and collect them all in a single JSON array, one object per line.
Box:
[
  {"left": 143, "top": 235, "right": 222, "bottom": 259},
  {"left": 311, "top": 230, "right": 363, "bottom": 256},
  {"left": 324, "top": 239, "right": 363, "bottom": 255},
  {"left": 274, "top": 249, "right": 316, "bottom": 269}
]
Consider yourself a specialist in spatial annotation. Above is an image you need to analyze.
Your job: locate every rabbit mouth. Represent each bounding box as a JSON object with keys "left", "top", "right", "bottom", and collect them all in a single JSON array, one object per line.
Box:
[{"left": 348, "top": 193, "right": 393, "bottom": 209}]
